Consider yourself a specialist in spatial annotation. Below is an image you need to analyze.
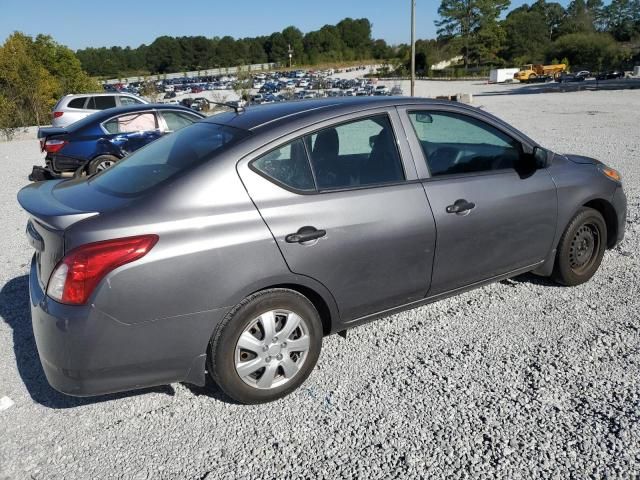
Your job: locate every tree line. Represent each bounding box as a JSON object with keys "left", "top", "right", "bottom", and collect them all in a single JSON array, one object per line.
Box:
[
  {"left": 74, "top": 3, "right": 640, "bottom": 79},
  {"left": 76, "top": 18, "right": 390, "bottom": 77}
]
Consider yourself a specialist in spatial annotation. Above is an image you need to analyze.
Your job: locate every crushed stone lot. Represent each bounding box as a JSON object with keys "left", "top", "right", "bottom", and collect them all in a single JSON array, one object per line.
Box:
[{"left": 1, "top": 86, "right": 639, "bottom": 479}]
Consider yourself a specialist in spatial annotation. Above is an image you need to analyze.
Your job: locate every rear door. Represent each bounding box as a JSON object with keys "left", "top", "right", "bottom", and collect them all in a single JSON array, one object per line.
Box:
[
  {"left": 399, "top": 106, "right": 557, "bottom": 295},
  {"left": 238, "top": 109, "right": 437, "bottom": 321}
]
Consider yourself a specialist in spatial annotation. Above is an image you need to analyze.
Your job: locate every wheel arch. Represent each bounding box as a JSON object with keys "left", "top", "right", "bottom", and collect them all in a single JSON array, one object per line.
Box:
[
  {"left": 583, "top": 198, "right": 618, "bottom": 249},
  {"left": 250, "top": 283, "right": 336, "bottom": 336},
  {"left": 235, "top": 275, "right": 341, "bottom": 336}
]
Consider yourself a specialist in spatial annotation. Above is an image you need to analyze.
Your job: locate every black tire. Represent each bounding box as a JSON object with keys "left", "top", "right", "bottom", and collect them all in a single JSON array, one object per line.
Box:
[
  {"left": 88, "top": 155, "right": 119, "bottom": 174},
  {"left": 207, "top": 288, "right": 323, "bottom": 404},
  {"left": 552, "top": 207, "right": 607, "bottom": 286}
]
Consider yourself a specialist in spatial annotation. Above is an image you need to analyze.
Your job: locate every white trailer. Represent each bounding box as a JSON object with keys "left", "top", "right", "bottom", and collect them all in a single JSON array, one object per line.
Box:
[{"left": 489, "top": 68, "right": 520, "bottom": 83}]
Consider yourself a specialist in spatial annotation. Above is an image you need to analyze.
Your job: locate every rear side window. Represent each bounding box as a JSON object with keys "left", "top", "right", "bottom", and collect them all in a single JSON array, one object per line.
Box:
[
  {"left": 160, "top": 111, "right": 199, "bottom": 131},
  {"left": 305, "top": 115, "right": 404, "bottom": 190},
  {"left": 67, "top": 98, "right": 86, "bottom": 109},
  {"left": 103, "top": 112, "right": 157, "bottom": 133},
  {"left": 252, "top": 139, "right": 315, "bottom": 191},
  {"left": 90, "top": 123, "right": 249, "bottom": 196},
  {"left": 88, "top": 96, "right": 117, "bottom": 110},
  {"left": 408, "top": 111, "right": 521, "bottom": 176}
]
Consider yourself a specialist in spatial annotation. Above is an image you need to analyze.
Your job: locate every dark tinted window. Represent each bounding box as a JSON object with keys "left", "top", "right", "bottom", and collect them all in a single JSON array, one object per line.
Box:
[
  {"left": 91, "top": 96, "right": 117, "bottom": 110},
  {"left": 68, "top": 97, "right": 86, "bottom": 109},
  {"left": 252, "top": 139, "right": 315, "bottom": 191},
  {"left": 305, "top": 115, "right": 404, "bottom": 190},
  {"left": 408, "top": 111, "right": 521, "bottom": 176},
  {"left": 91, "top": 123, "right": 249, "bottom": 196}
]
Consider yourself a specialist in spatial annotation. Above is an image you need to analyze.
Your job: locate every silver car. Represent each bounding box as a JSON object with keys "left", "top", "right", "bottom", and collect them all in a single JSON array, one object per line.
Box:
[
  {"left": 51, "top": 93, "right": 148, "bottom": 128},
  {"left": 19, "top": 97, "right": 626, "bottom": 404}
]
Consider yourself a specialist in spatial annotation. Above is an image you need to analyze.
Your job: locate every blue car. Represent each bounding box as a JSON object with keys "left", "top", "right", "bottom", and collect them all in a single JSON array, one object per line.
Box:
[{"left": 31, "top": 104, "right": 205, "bottom": 180}]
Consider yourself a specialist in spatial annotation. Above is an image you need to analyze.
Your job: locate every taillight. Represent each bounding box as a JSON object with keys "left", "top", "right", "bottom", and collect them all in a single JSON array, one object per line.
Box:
[
  {"left": 43, "top": 139, "right": 68, "bottom": 154},
  {"left": 46, "top": 235, "right": 158, "bottom": 305},
  {"left": 53, "top": 111, "right": 64, "bottom": 118}
]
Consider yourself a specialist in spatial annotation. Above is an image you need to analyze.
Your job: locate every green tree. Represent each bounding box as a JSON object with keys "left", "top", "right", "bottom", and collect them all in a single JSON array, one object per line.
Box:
[
  {"left": 503, "top": 3, "right": 551, "bottom": 63},
  {"left": 602, "top": 0, "right": 640, "bottom": 40},
  {"left": 0, "top": 33, "right": 61, "bottom": 126},
  {"left": 436, "top": 0, "right": 511, "bottom": 69}
]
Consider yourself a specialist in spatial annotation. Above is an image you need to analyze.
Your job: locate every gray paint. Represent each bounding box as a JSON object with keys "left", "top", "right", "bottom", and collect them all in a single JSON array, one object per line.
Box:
[{"left": 18, "top": 97, "right": 627, "bottom": 396}]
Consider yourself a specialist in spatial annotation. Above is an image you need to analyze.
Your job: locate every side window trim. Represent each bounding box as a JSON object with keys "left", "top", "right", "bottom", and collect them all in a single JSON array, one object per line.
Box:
[
  {"left": 397, "top": 105, "right": 535, "bottom": 180},
  {"left": 239, "top": 107, "right": 417, "bottom": 195}
]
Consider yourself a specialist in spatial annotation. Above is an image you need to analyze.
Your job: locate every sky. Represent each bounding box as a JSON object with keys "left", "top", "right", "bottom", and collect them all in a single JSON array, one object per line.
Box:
[{"left": 0, "top": 0, "right": 568, "bottom": 51}]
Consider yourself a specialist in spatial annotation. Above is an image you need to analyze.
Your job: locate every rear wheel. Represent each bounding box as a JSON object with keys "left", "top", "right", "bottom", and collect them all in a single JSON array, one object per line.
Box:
[
  {"left": 207, "top": 289, "right": 323, "bottom": 404},
  {"left": 88, "top": 155, "right": 119, "bottom": 174},
  {"left": 552, "top": 207, "right": 607, "bottom": 286}
]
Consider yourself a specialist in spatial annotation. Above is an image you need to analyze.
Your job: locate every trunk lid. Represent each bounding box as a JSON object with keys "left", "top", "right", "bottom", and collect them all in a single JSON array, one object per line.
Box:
[
  {"left": 18, "top": 178, "right": 132, "bottom": 287},
  {"left": 37, "top": 127, "right": 68, "bottom": 140}
]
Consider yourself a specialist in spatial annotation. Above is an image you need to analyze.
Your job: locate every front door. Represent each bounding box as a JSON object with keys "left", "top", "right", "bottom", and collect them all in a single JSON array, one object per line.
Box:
[
  {"left": 400, "top": 108, "right": 558, "bottom": 295},
  {"left": 238, "top": 112, "right": 437, "bottom": 321}
]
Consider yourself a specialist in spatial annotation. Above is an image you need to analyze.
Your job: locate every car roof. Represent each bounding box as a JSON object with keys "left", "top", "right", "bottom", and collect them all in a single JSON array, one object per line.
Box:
[
  {"left": 64, "top": 92, "right": 139, "bottom": 98},
  {"left": 204, "top": 96, "right": 466, "bottom": 132}
]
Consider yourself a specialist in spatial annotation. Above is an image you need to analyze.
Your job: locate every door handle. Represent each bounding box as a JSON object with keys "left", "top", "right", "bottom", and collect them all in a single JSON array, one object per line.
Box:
[
  {"left": 285, "top": 226, "right": 326, "bottom": 243},
  {"left": 446, "top": 199, "right": 476, "bottom": 214}
]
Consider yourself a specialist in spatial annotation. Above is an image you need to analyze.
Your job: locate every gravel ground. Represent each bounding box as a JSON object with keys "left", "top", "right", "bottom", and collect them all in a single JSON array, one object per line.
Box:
[{"left": 1, "top": 86, "right": 639, "bottom": 479}]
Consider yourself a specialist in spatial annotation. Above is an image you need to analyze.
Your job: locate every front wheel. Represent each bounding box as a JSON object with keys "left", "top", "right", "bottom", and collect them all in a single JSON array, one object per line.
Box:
[
  {"left": 552, "top": 207, "right": 607, "bottom": 286},
  {"left": 207, "top": 289, "right": 323, "bottom": 404}
]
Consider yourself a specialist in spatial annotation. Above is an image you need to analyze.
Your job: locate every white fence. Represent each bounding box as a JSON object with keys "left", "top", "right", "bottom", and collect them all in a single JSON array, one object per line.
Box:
[{"left": 102, "top": 63, "right": 278, "bottom": 85}]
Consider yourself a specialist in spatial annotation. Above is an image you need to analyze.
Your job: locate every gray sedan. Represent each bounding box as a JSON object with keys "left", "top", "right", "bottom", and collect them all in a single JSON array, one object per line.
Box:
[{"left": 18, "top": 97, "right": 626, "bottom": 404}]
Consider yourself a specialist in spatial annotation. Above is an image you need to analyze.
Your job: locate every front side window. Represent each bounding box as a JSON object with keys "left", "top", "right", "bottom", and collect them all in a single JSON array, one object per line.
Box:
[
  {"left": 305, "top": 115, "right": 404, "bottom": 190},
  {"left": 104, "top": 112, "right": 157, "bottom": 134},
  {"left": 120, "top": 96, "right": 144, "bottom": 106},
  {"left": 160, "top": 111, "right": 200, "bottom": 132},
  {"left": 252, "top": 139, "right": 315, "bottom": 191},
  {"left": 408, "top": 111, "right": 521, "bottom": 177}
]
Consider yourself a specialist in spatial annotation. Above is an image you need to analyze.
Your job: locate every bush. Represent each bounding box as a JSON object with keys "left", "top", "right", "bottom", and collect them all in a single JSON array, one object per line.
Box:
[
  {"left": 0, "top": 32, "right": 100, "bottom": 128},
  {"left": 548, "top": 33, "right": 631, "bottom": 71}
]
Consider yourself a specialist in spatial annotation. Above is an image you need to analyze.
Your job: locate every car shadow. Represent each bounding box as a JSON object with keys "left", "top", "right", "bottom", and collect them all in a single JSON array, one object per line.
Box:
[
  {"left": 502, "top": 272, "right": 564, "bottom": 288},
  {"left": 0, "top": 275, "right": 175, "bottom": 409},
  {"left": 182, "top": 377, "right": 239, "bottom": 405}
]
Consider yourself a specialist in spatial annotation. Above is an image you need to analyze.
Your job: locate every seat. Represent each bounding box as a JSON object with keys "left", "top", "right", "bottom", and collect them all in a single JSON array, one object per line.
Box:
[
  {"left": 311, "top": 129, "right": 341, "bottom": 189},
  {"left": 361, "top": 129, "right": 403, "bottom": 184}
]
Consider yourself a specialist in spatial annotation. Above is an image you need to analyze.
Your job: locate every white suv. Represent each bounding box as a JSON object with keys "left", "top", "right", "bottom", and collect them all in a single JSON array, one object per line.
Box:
[{"left": 51, "top": 93, "right": 148, "bottom": 127}]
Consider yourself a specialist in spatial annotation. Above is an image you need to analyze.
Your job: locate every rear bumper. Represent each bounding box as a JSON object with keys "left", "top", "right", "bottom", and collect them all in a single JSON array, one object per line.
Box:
[
  {"left": 612, "top": 186, "right": 627, "bottom": 246},
  {"left": 29, "top": 256, "right": 223, "bottom": 397}
]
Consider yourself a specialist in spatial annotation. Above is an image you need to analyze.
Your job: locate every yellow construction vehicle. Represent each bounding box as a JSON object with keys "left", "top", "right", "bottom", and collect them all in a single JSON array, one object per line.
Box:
[{"left": 514, "top": 64, "right": 566, "bottom": 82}]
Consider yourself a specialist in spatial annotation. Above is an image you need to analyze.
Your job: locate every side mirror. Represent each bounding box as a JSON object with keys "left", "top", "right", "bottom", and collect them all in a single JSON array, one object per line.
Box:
[{"left": 532, "top": 146, "right": 549, "bottom": 168}]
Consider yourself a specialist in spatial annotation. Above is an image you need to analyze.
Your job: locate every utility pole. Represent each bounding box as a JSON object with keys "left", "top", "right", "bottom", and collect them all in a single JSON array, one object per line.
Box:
[
  {"left": 288, "top": 44, "right": 293, "bottom": 69},
  {"left": 410, "top": 0, "right": 416, "bottom": 96}
]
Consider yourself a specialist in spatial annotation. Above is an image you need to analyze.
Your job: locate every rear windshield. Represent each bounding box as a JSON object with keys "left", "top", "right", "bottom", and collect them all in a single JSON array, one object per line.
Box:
[{"left": 90, "top": 123, "right": 249, "bottom": 196}]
